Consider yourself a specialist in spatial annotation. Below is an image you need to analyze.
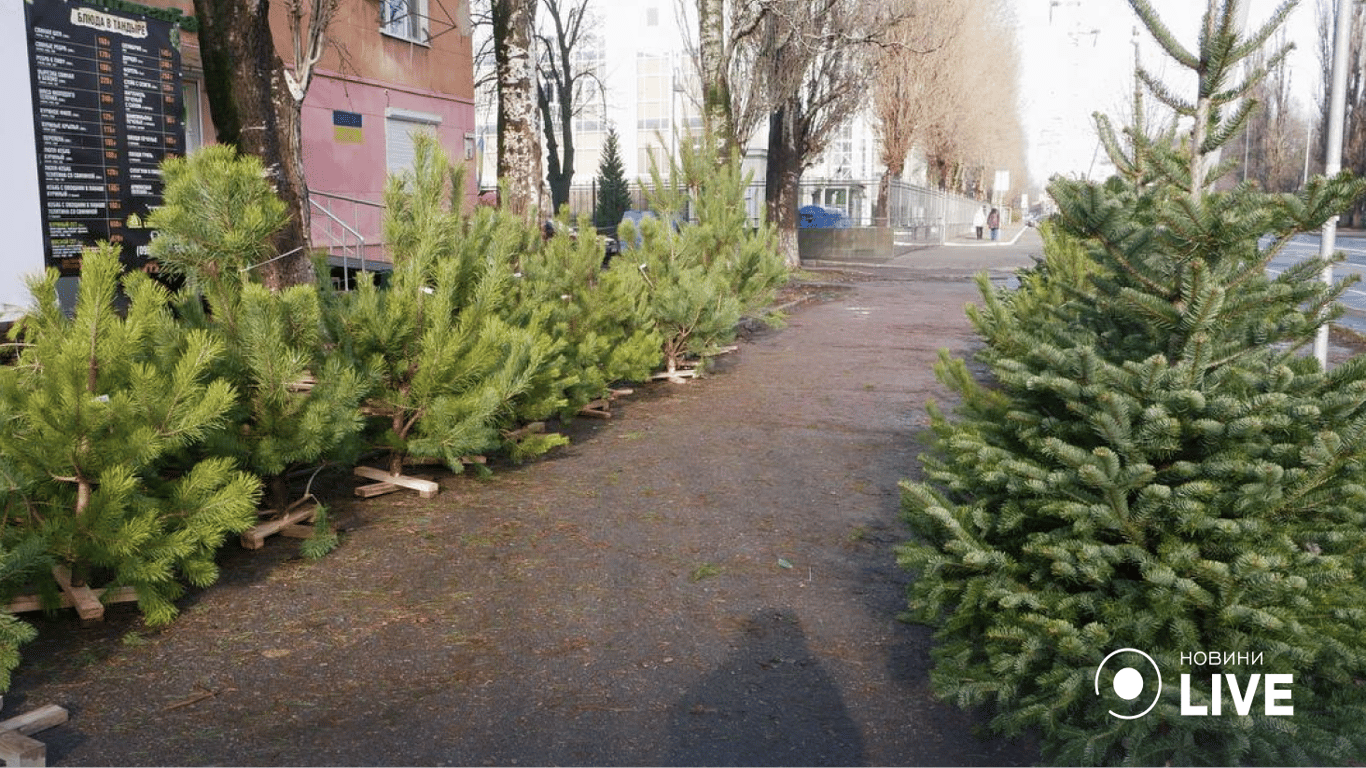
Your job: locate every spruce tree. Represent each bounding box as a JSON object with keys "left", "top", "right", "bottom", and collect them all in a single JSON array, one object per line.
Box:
[
  {"left": 149, "top": 147, "right": 372, "bottom": 552},
  {"left": 332, "top": 133, "right": 565, "bottom": 474},
  {"left": 899, "top": 1, "right": 1366, "bottom": 764},
  {"left": 593, "top": 127, "right": 632, "bottom": 235},
  {"left": 0, "top": 244, "right": 261, "bottom": 627}
]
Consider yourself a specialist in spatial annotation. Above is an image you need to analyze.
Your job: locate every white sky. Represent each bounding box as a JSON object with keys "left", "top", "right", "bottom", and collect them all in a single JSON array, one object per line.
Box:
[{"left": 1015, "top": 0, "right": 1325, "bottom": 187}]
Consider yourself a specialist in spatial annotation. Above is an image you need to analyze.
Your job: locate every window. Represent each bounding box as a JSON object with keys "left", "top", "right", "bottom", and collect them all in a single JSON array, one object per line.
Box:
[
  {"left": 386, "top": 108, "right": 442, "bottom": 174},
  {"left": 381, "top": 0, "right": 428, "bottom": 43}
]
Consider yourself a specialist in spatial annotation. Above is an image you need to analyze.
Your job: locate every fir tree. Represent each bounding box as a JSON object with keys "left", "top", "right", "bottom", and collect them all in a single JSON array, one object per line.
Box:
[
  {"left": 0, "top": 243, "right": 261, "bottom": 627},
  {"left": 593, "top": 127, "right": 632, "bottom": 235},
  {"left": 900, "top": 1, "right": 1366, "bottom": 764},
  {"left": 332, "top": 133, "right": 565, "bottom": 474},
  {"left": 150, "top": 147, "right": 372, "bottom": 553}
]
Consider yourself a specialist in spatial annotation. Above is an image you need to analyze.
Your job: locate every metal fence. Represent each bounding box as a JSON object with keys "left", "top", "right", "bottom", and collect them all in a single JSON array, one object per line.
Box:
[{"left": 560, "top": 176, "right": 992, "bottom": 244}]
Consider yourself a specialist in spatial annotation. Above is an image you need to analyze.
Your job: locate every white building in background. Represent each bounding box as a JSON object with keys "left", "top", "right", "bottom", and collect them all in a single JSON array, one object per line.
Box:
[{"left": 473, "top": 0, "right": 927, "bottom": 224}]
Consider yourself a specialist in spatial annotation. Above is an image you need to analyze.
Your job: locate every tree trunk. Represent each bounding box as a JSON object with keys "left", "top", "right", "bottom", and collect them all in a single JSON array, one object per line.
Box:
[
  {"left": 494, "top": 0, "right": 542, "bottom": 223},
  {"left": 699, "top": 0, "right": 735, "bottom": 161},
  {"left": 873, "top": 160, "right": 903, "bottom": 227},
  {"left": 193, "top": 0, "right": 315, "bottom": 290},
  {"left": 765, "top": 102, "right": 802, "bottom": 269}
]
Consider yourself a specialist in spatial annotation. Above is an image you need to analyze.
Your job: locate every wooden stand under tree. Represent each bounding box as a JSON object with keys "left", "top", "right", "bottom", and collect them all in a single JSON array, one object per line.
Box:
[
  {"left": 4, "top": 567, "right": 138, "bottom": 622},
  {"left": 240, "top": 497, "right": 321, "bottom": 550},
  {"left": 0, "top": 703, "right": 68, "bottom": 767},
  {"left": 352, "top": 466, "right": 439, "bottom": 499}
]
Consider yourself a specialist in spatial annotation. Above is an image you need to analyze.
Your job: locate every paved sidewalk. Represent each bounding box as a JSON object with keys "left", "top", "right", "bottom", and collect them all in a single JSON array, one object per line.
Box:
[{"left": 805, "top": 225, "right": 1044, "bottom": 284}]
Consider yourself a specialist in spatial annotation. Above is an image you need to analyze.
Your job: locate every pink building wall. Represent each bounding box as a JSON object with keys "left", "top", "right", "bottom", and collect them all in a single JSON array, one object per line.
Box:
[{"left": 303, "top": 70, "right": 476, "bottom": 268}]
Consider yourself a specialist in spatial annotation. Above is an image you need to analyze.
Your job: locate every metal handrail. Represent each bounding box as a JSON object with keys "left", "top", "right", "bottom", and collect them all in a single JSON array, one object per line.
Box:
[
  {"left": 310, "top": 190, "right": 386, "bottom": 208},
  {"left": 309, "top": 197, "right": 367, "bottom": 289}
]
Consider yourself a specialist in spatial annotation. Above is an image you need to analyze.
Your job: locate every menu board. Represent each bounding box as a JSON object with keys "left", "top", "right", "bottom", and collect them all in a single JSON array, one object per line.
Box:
[{"left": 25, "top": 0, "right": 184, "bottom": 276}]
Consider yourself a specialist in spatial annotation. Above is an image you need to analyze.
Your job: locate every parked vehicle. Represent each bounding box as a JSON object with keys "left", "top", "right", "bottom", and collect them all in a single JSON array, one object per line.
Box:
[{"left": 798, "top": 205, "right": 851, "bottom": 229}]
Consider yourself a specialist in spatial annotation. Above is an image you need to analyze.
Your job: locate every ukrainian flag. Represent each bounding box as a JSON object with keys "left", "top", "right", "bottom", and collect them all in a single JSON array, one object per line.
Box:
[{"left": 333, "top": 110, "right": 363, "bottom": 144}]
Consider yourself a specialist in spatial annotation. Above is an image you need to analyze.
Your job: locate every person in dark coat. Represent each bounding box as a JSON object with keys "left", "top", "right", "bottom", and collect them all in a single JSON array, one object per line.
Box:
[{"left": 988, "top": 207, "right": 1000, "bottom": 241}]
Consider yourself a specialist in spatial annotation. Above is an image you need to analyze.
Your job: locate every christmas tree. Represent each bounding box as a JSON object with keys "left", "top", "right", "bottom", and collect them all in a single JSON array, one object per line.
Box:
[
  {"left": 150, "top": 147, "right": 372, "bottom": 552},
  {"left": 332, "top": 134, "right": 565, "bottom": 473},
  {"left": 899, "top": 0, "right": 1366, "bottom": 763},
  {"left": 509, "top": 210, "right": 662, "bottom": 424},
  {"left": 0, "top": 244, "right": 261, "bottom": 627},
  {"left": 622, "top": 133, "right": 787, "bottom": 374},
  {"left": 593, "top": 127, "right": 632, "bottom": 236}
]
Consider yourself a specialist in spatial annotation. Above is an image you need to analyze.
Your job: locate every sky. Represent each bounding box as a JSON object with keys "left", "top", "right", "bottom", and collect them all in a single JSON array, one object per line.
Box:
[{"left": 1014, "top": 0, "right": 1326, "bottom": 187}]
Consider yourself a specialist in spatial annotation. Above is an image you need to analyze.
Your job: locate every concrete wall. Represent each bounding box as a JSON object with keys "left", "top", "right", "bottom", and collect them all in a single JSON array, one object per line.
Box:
[{"left": 797, "top": 228, "right": 895, "bottom": 264}]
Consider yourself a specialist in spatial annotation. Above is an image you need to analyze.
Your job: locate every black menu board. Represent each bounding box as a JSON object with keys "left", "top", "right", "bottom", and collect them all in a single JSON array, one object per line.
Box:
[{"left": 25, "top": 0, "right": 184, "bottom": 276}]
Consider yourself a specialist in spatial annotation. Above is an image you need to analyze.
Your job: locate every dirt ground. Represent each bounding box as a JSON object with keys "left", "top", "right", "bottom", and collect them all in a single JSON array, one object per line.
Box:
[{"left": 7, "top": 263, "right": 1046, "bottom": 766}]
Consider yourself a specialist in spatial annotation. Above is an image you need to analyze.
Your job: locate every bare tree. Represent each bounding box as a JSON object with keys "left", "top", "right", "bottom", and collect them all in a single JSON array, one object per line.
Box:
[
  {"left": 756, "top": 0, "right": 889, "bottom": 267},
  {"left": 536, "top": 0, "right": 602, "bottom": 213},
  {"left": 913, "top": 0, "right": 1026, "bottom": 202},
  {"left": 193, "top": 0, "right": 339, "bottom": 288},
  {"left": 870, "top": 0, "right": 968, "bottom": 222},
  {"left": 1230, "top": 33, "right": 1310, "bottom": 192},
  {"left": 493, "top": 0, "right": 543, "bottom": 221}
]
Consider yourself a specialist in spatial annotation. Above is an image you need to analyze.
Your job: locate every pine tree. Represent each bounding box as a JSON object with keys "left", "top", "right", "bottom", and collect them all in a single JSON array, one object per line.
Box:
[
  {"left": 509, "top": 210, "right": 662, "bottom": 426},
  {"left": 593, "top": 127, "right": 632, "bottom": 235},
  {"left": 622, "top": 133, "right": 788, "bottom": 374},
  {"left": 332, "top": 133, "right": 565, "bottom": 474},
  {"left": 149, "top": 147, "right": 372, "bottom": 553},
  {"left": 899, "top": 1, "right": 1366, "bottom": 764},
  {"left": 0, "top": 244, "right": 261, "bottom": 627}
]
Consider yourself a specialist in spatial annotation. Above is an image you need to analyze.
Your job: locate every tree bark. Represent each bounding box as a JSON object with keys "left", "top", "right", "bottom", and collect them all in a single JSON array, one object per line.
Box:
[
  {"left": 873, "top": 161, "right": 903, "bottom": 227},
  {"left": 192, "top": 0, "right": 315, "bottom": 289},
  {"left": 494, "top": 0, "right": 542, "bottom": 223},
  {"left": 699, "top": 0, "right": 735, "bottom": 161},
  {"left": 765, "top": 100, "right": 802, "bottom": 269}
]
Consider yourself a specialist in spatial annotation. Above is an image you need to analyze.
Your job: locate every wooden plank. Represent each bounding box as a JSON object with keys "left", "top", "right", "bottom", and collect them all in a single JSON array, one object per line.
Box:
[
  {"left": 609, "top": 388, "right": 635, "bottom": 397},
  {"left": 240, "top": 504, "right": 317, "bottom": 550},
  {"left": 50, "top": 566, "right": 102, "bottom": 621},
  {"left": 579, "top": 408, "right": 611, "bottom": 420},
  {"left": 277, "top": 524, "right": 316, "bottom": 540},
  {"left": 354, "top": 481, "right": 400, "bottom": 499},
  {"left": 352, "top": 467, "right": 438, "bottom": 498},
  {"left": 6, "top": 586, "right": 136, "bottom": 615},
  {"left": 0, "top": 729, "right": 45, "bottom": 767},
  {"left": 0, "top": 705, "right": 68, "bottom": 736}
]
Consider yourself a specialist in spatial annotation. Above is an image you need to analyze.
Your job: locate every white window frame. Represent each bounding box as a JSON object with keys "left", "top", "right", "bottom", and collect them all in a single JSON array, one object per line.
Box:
[{"left": 380, "top": 0, "right": 428, "bottom": 44}]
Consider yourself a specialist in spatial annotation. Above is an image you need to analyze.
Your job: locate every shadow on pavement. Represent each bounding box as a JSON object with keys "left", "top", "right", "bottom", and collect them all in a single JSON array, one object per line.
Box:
[{"left": 664, "top": 608, "right": 867, "bottom": 766}]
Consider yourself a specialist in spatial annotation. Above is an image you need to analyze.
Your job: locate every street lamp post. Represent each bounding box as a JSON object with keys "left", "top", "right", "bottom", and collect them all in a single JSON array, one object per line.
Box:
[{"left": 1315, "top": 0, "right": 1353, "bottom": 367}]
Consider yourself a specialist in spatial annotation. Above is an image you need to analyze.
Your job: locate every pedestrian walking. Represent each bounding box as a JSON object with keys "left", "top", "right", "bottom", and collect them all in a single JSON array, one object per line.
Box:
[
  {"left": 973, "top": 206, "right": 987, "bottom": 240},
  {"left": 988, "top": 207, "right": 1000, "bottom": 241}
]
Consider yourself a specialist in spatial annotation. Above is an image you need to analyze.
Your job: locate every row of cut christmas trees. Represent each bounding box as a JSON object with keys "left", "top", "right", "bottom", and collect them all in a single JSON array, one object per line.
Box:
[{"left": 0, "top": 134, "right": 789, "bottom": 690}]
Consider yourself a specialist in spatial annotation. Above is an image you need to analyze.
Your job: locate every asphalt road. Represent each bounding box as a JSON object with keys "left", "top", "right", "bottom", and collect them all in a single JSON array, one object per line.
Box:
[{"left": 1264, "top": 231, "right": 1366, "bottom": 333}]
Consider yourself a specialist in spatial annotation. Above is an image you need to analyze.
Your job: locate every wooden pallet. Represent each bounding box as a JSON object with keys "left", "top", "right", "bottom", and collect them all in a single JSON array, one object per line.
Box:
[
  {"left": 4, "top": 567, "right": 137, "bottom": 622},
  {"left": 0, "top": 704, "right": 68, "bottom": 767},
  {"left": 352, "top": 466, "right": 439, "bottom": 499}
]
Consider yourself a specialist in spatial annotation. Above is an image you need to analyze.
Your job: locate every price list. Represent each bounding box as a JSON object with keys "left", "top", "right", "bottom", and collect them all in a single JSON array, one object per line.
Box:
[{"left": 26, "top": 0, "right": 184, "bottom": 276}]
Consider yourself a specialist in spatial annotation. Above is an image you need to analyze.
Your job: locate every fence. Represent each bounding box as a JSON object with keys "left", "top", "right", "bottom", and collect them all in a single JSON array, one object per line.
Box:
[{"left": 559, "top": 176, "right": 993, "bottom": 245}]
